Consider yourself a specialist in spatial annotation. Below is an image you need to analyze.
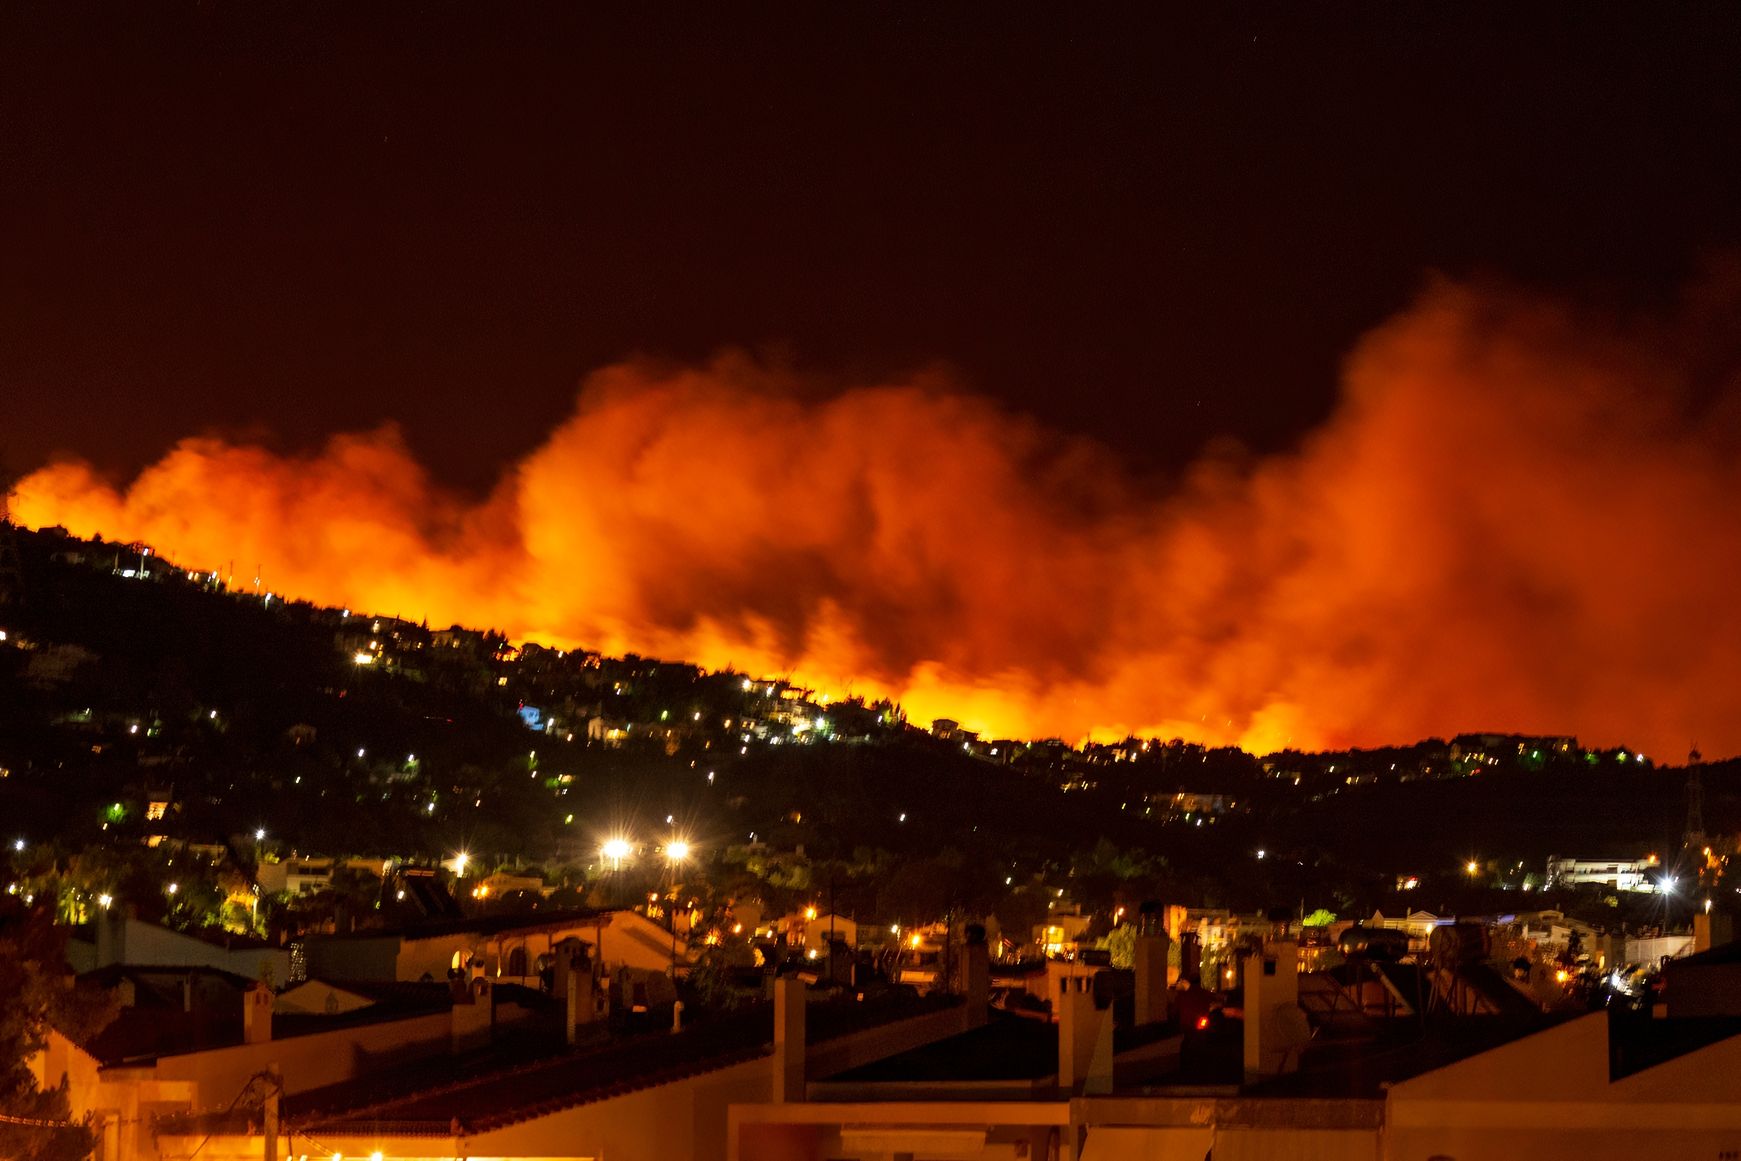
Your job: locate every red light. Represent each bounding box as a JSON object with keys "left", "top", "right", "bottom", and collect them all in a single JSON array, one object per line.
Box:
[{"left": 1196, "top": 1016, "right": 1210, "bottom": 1030}]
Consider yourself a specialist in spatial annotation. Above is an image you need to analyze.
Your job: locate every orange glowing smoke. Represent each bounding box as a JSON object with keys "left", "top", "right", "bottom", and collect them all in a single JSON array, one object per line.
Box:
[{"left": 16, "top": 280, "right": 1741, "bottom": 756}]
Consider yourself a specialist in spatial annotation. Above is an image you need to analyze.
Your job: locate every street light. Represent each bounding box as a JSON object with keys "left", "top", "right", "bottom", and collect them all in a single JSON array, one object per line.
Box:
[
  {"left": 665, "top": 839, "right": 692, "bottom": 977},
  {"left": 602, "top": 837, "right": 632, "bottom": 868},
  {"left": 1465, "top": 860, "right": 1480, "bottom": 876}
]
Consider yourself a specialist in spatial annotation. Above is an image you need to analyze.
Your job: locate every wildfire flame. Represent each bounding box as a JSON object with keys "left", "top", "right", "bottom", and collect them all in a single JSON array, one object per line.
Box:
[{"left": 16, "top": 280, "right": 1741, "bottom": 756}]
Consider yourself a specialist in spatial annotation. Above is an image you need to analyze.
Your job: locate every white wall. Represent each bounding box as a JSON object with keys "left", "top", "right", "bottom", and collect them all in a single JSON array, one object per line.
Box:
[
  {"left": 1386, "top": 1013, "right": 1741, "bottom": 1160},
  {"left": 97, "top": 916, "right": 291, "bottom": 983},
  {"left": 145, "top": 1010, "right": 454, "bottom": 1106},
  {"left": 467, "top": 1057, "right": 768, "bottom": 1161}
]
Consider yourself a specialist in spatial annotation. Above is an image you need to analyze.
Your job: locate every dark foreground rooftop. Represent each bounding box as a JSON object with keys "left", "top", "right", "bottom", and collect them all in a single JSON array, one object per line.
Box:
[{"left": 158, "top": 991, "right": 959, "bottom": 1138}]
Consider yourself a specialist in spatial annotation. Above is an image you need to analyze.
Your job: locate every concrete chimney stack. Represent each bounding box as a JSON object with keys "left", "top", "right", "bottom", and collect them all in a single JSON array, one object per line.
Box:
[
  {"left": 95, "top": 909, "right": 127, "bottom": 969},
  {"left": 1694, "top": 911, "right": 1735, "bottom": 954},
  {"left": 1057, "top": 976, "right": 1114, "bottom": 1095},
  {"left": 1133, "top": 904, "right": 1172, "bottom": 1026},
  {"left": 243, "top": 982, "right": 274, "bottom": 1045},
  {"left": 557, "top": 941, "right": 596, "bottom": 1046},
  {"left": 1243, "top": 941, "right": 1308, "bottom": 1083},
  {"left": 1180, "top": 931, "right": 1202, "bottom": 987},
  {"left": 773, "top": 975, "right": 807, "bottom": 1102},
  {"left": 964, "top": 924, "right": 990, "bottom": 1030}
]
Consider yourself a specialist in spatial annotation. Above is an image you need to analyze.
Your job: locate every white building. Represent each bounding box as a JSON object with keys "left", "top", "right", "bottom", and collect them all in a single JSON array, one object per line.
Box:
[{"left": 1546, "top": 855, "right": 1661, "bottom": 893}]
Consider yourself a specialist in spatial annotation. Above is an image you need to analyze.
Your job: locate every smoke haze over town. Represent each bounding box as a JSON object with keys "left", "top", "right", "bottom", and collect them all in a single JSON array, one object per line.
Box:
[{"left": 18, "top": 276, "right": 1741, "bottom": 758}]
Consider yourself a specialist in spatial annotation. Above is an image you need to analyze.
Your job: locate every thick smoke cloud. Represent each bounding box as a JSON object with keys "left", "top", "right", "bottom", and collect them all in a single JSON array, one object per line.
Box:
[{"left": 15, "top": 281, "right": 1741, "bottom": 757}]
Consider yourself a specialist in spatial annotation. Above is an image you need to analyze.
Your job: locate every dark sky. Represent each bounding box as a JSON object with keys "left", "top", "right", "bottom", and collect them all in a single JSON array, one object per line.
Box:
[{"left": 4, "top": 5, "right": 1740, "bottom": 493}]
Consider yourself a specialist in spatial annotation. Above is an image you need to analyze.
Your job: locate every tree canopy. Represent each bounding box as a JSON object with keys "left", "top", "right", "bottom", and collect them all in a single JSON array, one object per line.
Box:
[{"left": 0, "top": 900, "right": 115, "bottom": 1161}]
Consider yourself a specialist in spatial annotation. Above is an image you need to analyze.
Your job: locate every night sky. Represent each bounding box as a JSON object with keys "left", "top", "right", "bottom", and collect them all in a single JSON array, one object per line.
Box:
[{"left": 7, "top": 6, "right": 1741, "bottom": 491}]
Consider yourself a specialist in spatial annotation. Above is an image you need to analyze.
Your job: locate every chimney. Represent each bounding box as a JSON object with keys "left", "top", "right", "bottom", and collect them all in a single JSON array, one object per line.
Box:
[
  {"left": 1057, "top": 976, "right": 1114, "bottom": 1095},
  {"left": 262, "top": 1066, "right": 281, "bottom": 1161},
  {"left": 1243, "top": 941, "right": 1307, "bottom": 1083},
  {"left": 95, "top": 909, "right": 127, "bottom": 968},
  {"left": 1598, "top": 931, "right": 1625, "bottom": 974},
  {"left": 773, "top": 975, "right": 806, "bottom": 1102},
  {"left": 557, "top": 940, "right": 595, "bottom": 1046},
  {"left": 1694, "top": 912, "right": 1735, "bottom": 954},
  {"left": 963, "top": 924, "right": 990, "bottom": 1029},
  {"left": 451, "top": 979, "right": 492, "bottom": 1053},
  {"left": 1133, "top": 904, "right": 1171, "bottom": 1026},
  {"left": 243, "top": 982, "right": 273, "bottom": 1044},
  {"left": 566, "top": 962, "right": 595, "bottom": 1045},
  {"left": 1179, "top": 931, "right": 1201, "bottom": 986}
]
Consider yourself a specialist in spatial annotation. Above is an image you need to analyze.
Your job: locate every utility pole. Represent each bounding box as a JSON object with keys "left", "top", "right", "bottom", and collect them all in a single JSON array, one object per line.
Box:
[
  {"left": 1685, "top": 744, "right": 1707, "bottom": 853},
  {"left": 261, "top": 1067, "right": 281, "bottom": 1161}
]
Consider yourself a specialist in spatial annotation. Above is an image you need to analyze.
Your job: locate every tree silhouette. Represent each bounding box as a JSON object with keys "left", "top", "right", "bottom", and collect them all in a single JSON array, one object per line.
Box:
[{"left": 0, "top": 899, "right": 117, "bottom": 1161}]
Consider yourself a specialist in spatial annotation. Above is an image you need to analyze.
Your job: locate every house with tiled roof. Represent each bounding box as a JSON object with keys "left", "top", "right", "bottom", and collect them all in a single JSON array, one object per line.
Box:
[
  {"left": 301, "top": 906, "right": 687, "bottom": 985},
  {"left": 143, "top": 989, "right": 973, "bottom": 1161}
]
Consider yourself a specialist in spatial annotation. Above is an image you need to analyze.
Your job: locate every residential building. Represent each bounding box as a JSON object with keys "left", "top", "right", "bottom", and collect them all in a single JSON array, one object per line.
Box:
[
  {"left": 1546, "top": 854, "right": 1662, "bottom": 893},
  {"left": 301, "top": 908, "right": 688, "bottom": 986},
  {"left": 142, "top": 989, "right": 973, "bottom": 1161},
  {"left": 70, "top": 911, "right": 292, "bottom": 983},
  {"left": 256, "top": 856, "right": 336, "bottom": 896},
  {"left": 730, "top": 934, "right": 1741, "bottom": 1160}
]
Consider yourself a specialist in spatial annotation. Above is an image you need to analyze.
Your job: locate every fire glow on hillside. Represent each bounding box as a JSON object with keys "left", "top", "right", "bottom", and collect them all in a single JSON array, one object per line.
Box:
[{"left": 18, "top": 280, "right": 1741, "bottom": 757}]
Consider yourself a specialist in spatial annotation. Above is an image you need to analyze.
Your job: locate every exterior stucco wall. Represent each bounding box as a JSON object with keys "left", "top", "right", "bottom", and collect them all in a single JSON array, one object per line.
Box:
[
  {"left": 466, "top": 1057, "right": 768, "bottom": 1161},
  {"left": 145, "top": 1010, "right": 452, "bottom": 1105},
  {"left": 303, "top": 935, "right": 401, "bottom": 981}
]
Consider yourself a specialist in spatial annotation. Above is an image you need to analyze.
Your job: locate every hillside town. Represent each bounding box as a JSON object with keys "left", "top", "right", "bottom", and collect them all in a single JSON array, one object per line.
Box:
[{"left": 6, "top": 527, "right": 1741, "bottom": 1160}]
